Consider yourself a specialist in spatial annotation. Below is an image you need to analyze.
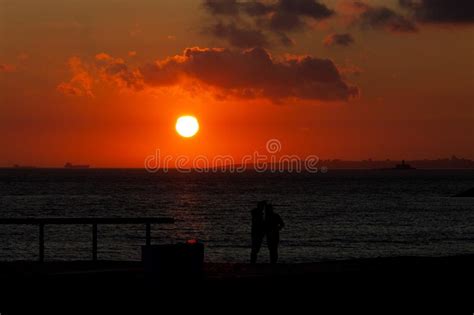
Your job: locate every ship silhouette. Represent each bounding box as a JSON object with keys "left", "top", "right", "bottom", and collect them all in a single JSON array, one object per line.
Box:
[
  {"left": 375, "top": 160, "right": 416, "bottom": 171},
  {"left": 393, "top": 160, "right": 415, "bottom": 170}
]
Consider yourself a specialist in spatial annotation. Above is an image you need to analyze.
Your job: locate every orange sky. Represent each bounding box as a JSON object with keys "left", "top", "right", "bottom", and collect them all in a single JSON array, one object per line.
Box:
[{"left": 1, "top": 0, "right": 473, "bottom": 167}]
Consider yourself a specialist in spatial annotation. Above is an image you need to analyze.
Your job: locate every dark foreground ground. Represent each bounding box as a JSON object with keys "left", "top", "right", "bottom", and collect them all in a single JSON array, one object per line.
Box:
[{"left": 0, "top": 255, "right": 473, "bottom": 313}]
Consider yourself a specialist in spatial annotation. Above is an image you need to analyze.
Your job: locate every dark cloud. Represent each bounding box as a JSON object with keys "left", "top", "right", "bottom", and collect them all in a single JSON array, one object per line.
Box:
[
  {"left": 269, "top": 11, "right": 306, "bottom": 31},
  {"left": 276, "top": 32, "right": 295, "bottom": 46},
  {"left": 241, "top": 1, "right": 273, "bottom": 16},
  {"left": 208, "top": 22, "right": 269, "bottom": 48},
  {"left": 350, "top": 1, "right": 418, "bottom": 33},
  {"left": 399, "top": 0, "right": 474, "bottom": 24},
  {"left": 203, "top": 0, "right": 240, "bottom": 16},
  {"left": 60, "top": 48, "right": 359, "bottom": 102},
  {"left": 277, "top": 0, "right": 334, "bottom": 19},
  {"left": 141, "top": 47, "right": 359, "bottom": 102},
  {"left": 202, "top": 0, "right": 335, "bottom": 47},
  {"left": 323, "top": 33, "right": 355, "bottom": 47}
]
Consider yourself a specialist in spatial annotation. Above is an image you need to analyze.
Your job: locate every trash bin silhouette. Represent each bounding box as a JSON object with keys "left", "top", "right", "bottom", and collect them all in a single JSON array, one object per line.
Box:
[{"left": 142, "top": 240, "right": 204, "bottom": 281}]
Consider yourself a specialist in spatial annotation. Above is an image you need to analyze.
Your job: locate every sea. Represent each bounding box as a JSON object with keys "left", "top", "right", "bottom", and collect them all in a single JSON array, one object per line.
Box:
[{"left": 0, "top": 169, "right": 473, "bottom": 263}]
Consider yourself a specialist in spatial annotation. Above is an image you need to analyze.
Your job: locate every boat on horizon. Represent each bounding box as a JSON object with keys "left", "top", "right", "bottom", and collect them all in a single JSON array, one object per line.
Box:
[
  {"left": 64, "top": 162, "right": 90, "bottom": 169},
  {"left": 393, "top": 160, "right": 416, "bottom": 170}
]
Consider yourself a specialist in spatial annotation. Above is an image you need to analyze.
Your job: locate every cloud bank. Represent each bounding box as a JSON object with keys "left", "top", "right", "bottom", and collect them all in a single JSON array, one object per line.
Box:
[
  {"left": 58, "top": 47, "right": 359, "bottom": 102},
  {"left": 345, "top": 0, "right": 474, "bottom": 33},
  {"left": 203, "top": 0, "right": 474, "bottom": 45},
  {"left": 203, "top": 0, "right": 335, "bottom": 47},
  {"left": 399, "top": 0, "right": 474, "bottom": 24}
]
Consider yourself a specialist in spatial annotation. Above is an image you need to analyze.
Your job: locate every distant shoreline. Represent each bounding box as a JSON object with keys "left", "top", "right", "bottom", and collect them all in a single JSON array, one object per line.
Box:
[
  {"left": 3, "top": 157, "right": 474, "bottom": 171},
  {"left": 1, "top": 167, "right": 474, "bottom": 171}
]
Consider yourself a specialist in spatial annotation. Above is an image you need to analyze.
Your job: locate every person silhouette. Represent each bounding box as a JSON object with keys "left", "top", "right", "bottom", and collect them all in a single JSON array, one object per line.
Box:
[
  {"left": 265, "top": 204, "right": 284, "bottom": 264},
  {"left": 250, "top": 201, "right": 266, "bottom": 264}
]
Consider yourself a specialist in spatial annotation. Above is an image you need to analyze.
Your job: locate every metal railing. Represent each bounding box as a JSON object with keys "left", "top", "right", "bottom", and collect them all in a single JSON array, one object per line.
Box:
[{"left": 0, "top": 217, "right": 175, "bottom": 262}]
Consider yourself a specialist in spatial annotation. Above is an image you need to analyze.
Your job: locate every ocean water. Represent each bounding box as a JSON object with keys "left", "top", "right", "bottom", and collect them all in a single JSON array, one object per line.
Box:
[{"left": 0, "top": 169, "right": 473, "bottom": 263}]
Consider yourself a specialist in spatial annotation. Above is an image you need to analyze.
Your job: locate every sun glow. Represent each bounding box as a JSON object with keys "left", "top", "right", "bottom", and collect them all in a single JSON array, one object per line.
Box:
[{"left": 176, "top": 115, "right": 199, "bottom": 138}]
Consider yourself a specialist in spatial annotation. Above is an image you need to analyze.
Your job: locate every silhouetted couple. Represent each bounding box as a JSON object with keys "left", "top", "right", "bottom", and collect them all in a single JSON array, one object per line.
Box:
[{"left": 251, "top": 201, "right": 285, "bottom": 264}]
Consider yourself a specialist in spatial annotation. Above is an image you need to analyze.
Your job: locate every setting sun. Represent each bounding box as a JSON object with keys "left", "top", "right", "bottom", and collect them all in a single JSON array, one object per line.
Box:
[{"left": 176, "top": 116, "right": 199, "bottom": 138}]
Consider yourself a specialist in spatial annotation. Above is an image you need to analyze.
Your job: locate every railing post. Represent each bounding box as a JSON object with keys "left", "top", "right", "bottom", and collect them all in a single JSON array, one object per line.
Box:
[
  {"left": 39, "top": 223, "right": 44, "bottom": 263},
  {"left": 146, "top": 223, "right": 151, "bottom": 246},
  {"left": 0, "top": 217, "right": 174, "bottom": 261},
  {"left": 92, "top": 223, "right": 98, "bottom": 261}
]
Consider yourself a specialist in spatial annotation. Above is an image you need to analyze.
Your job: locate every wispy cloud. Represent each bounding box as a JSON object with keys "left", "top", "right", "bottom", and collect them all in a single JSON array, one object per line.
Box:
[{"left": 57, "top": 57, "right": 94, "bottom": 97}]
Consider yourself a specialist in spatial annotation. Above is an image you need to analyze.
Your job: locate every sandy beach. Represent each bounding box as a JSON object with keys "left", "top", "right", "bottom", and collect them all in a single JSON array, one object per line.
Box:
[
  {"left": 0, "top": 256, "right": 472, "bottom": 313},
  {"left": 1, "top": 254, "right": 473, "bottom": 285}
]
